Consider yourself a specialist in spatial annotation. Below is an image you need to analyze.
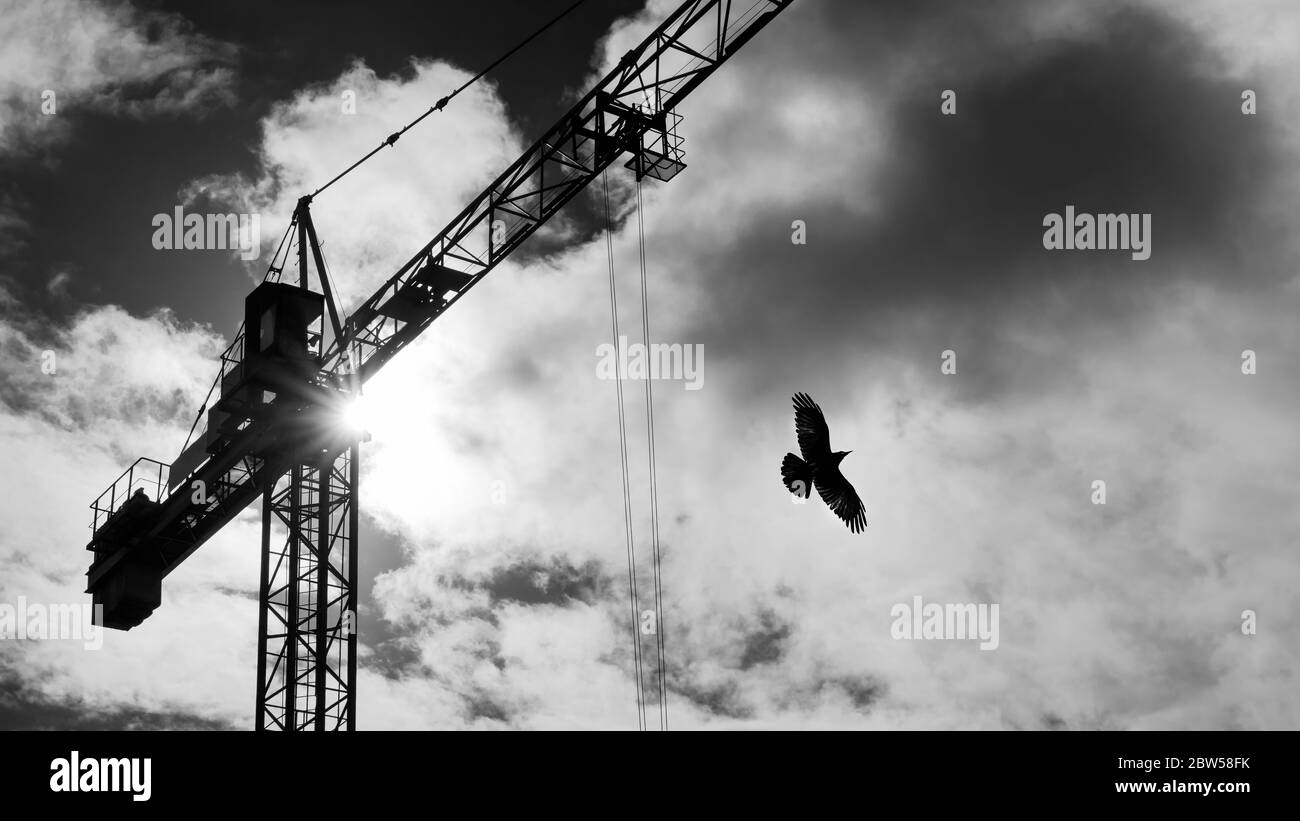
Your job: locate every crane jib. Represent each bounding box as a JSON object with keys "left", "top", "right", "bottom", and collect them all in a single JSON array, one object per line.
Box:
[{"left": 85, "top": 0, "right": 796, "bottom": 641}]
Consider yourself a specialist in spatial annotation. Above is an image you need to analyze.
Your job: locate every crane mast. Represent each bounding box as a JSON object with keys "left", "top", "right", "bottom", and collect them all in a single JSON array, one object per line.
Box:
[{"left": 84, "top": 0, "right": 795, "bottom": 730}]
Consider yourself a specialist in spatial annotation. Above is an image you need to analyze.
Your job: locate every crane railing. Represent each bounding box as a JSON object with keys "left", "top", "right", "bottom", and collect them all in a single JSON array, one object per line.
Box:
[{"left": 88, "top": 457, "right": 169, "bottom": 535}]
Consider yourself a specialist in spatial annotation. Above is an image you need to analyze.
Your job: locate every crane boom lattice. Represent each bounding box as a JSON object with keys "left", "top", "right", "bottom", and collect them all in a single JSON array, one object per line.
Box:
[{"left": 84, "top": 0, "right": 795, "bottom": 730}]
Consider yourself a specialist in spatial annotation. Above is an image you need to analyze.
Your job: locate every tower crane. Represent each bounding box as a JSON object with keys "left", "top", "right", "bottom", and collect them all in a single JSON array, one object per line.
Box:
[{"left": 84, "top": 0, "right": 795, "bottom": 731}]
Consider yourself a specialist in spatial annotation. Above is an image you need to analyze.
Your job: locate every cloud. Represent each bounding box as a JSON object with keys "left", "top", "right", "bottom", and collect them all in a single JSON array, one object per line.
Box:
[
  {"left": 0, "top": 0, "right": 239, "bottom": 263},
  {"left": 362, "top": 0, "right": 1297, "bottom": 728},
  {"left": 2, "top": 0, "right": 1298, "bottom": 730},
  {"left": 0, "top": 0, "right": 238, "bottom": 154},
  {"left": 0, "top": 285, "right": 267, "bottom": 726},
  {"left": 183, "top": 58, "right": 523, "bottom": 295},
  {"left": 197, "top": 0, "right": 1300, "bottom": 728},
  {"left": 0, "top": 189, "right": 31, "bottom": 259},
  {"left": 624, "top": 0, "right": 1300, "bottom": 409},
  {"left": 46, "top": 271, "right": 72, "bottom": 298}
]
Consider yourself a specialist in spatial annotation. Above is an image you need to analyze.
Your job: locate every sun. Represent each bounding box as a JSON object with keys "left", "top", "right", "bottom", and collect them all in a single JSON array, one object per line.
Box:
[{"left": 340, "top": 392, "right": 375, "bottom": 438}]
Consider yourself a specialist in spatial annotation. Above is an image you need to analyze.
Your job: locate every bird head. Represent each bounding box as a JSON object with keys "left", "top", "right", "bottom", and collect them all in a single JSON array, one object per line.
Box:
[{"left": 834, "top": 450, "right": 852, "bottom": 464}]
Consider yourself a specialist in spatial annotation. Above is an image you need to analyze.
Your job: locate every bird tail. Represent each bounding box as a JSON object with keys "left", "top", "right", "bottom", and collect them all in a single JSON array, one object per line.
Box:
[{"left": 781, "top": 453, "right": 812, "bottom": 497}]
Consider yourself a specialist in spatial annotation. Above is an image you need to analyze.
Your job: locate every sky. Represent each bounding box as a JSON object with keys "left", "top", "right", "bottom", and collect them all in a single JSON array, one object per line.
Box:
[{"left": 1, "top": 0, "right": 1298, "bottom": 730}]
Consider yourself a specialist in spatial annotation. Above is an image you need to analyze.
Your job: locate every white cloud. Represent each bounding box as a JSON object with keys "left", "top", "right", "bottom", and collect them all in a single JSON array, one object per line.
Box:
[
  {"left": 185, "top": 58, "right": 522, "bottom": 297},
  {"left": 0, "top": 292, "right": 262, "bottom": 724},
  {"left": 347, "top": 0, "right": 1300, "bottom": 729},
  {"left": 0, "top": 0, "right": 238, "bottom": 261},
  {"left": 0, "top": 0, "right": 237, "bottom": 154}
]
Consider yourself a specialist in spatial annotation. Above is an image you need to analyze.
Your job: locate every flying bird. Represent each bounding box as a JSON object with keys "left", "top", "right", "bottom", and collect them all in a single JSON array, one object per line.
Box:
[{"left": 781, "top": 392, "right": 867, "bottom": 533}]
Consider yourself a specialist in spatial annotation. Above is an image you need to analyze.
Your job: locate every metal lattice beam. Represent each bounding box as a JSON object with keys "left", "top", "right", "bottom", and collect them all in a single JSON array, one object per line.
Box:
[
  {"left": 322, "top": 0, "right": 792, "bottom": 384},
  {"left": 85, "top": 0, "right": 798, "bottom": 731},
  {"left": 256, "top": 444, "right": 359, "bottom": 731},
  {"left": 86, "top": 0, "right": 792, "bottom": 593}
]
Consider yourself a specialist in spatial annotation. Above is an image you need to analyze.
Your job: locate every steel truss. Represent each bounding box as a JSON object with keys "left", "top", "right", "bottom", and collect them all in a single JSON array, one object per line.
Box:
[{"left": 255, "top": 444, "right": 359, "bottom": 731}]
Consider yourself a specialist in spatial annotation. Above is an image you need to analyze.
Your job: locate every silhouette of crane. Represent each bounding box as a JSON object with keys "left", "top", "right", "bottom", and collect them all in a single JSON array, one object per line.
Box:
[{"left": 83, "top": 0, "right": 796, "bottom": 731}]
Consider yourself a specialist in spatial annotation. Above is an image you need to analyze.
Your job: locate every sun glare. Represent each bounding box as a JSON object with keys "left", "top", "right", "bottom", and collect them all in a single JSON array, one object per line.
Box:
[{"left": 341, "top": 393, "right": 374, "bottom": 436}]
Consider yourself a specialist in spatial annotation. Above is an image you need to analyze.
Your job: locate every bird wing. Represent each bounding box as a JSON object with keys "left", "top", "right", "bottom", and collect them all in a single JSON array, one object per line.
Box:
[
  {"left": 792, "top": 392, "right": 831, "bottom": 461},
  {"left": 815, "top": 466, "right": 868, "bottom": 534}
]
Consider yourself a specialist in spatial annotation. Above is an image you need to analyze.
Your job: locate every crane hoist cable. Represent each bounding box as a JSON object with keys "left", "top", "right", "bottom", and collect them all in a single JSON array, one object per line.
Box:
[
  {"left": 604, "top": 171, "right": 671, "bottom": 731},
  {"left": 310, "top": 0, "right": 589, "bottom": 200},
  {"left": 635, "top": 175, "right": 668, "bottom": 731},
  {"left": 602, "top": 170, "right": 648, "bottom": 731}
]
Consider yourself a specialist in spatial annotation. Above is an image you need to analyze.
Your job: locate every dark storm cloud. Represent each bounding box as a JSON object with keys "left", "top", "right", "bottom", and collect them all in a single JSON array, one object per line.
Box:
[
  {"left": 381, "top": 556, "right": 613, "bottom": 632},
  {"left": 0, "top": 673, "right": 232, "bottom": 730},
  {"left": 369, "top": 555, "right": 618, "bottom": 717},
  {"left": 677, "top": 0, "right": 1288, "bottom": 404},
  {"left": 478, "top": 556, "right": 611, "bottom": 607},
  {"left": 368, "top": 636, "right": 424, "bottom": 679},
  {"left": 465, "top": 694, "right": 513, "bottom": 723},
  {"left": 667, "top": 597, "right": 884, "bottom": 719},
  {"left": 737, "top": 607, "right": 793, "bottom": 669},
  {"left": 662, "top": 600, "right": 826, "bottom": 720},
  {"left": 671, "top": 677, "right": 753, "bottom": 720},
  {"left": 1003, "top": 712, "right": 1113, "bottom": 730},
  {"left": 777, "top": 674, "right": 885, "bottom": 713}
]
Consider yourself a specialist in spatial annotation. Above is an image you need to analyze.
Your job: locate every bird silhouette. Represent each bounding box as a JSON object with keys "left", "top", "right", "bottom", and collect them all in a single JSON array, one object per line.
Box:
[{"left": 781, "top": 392, "right": 867, "bottom": 533}]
